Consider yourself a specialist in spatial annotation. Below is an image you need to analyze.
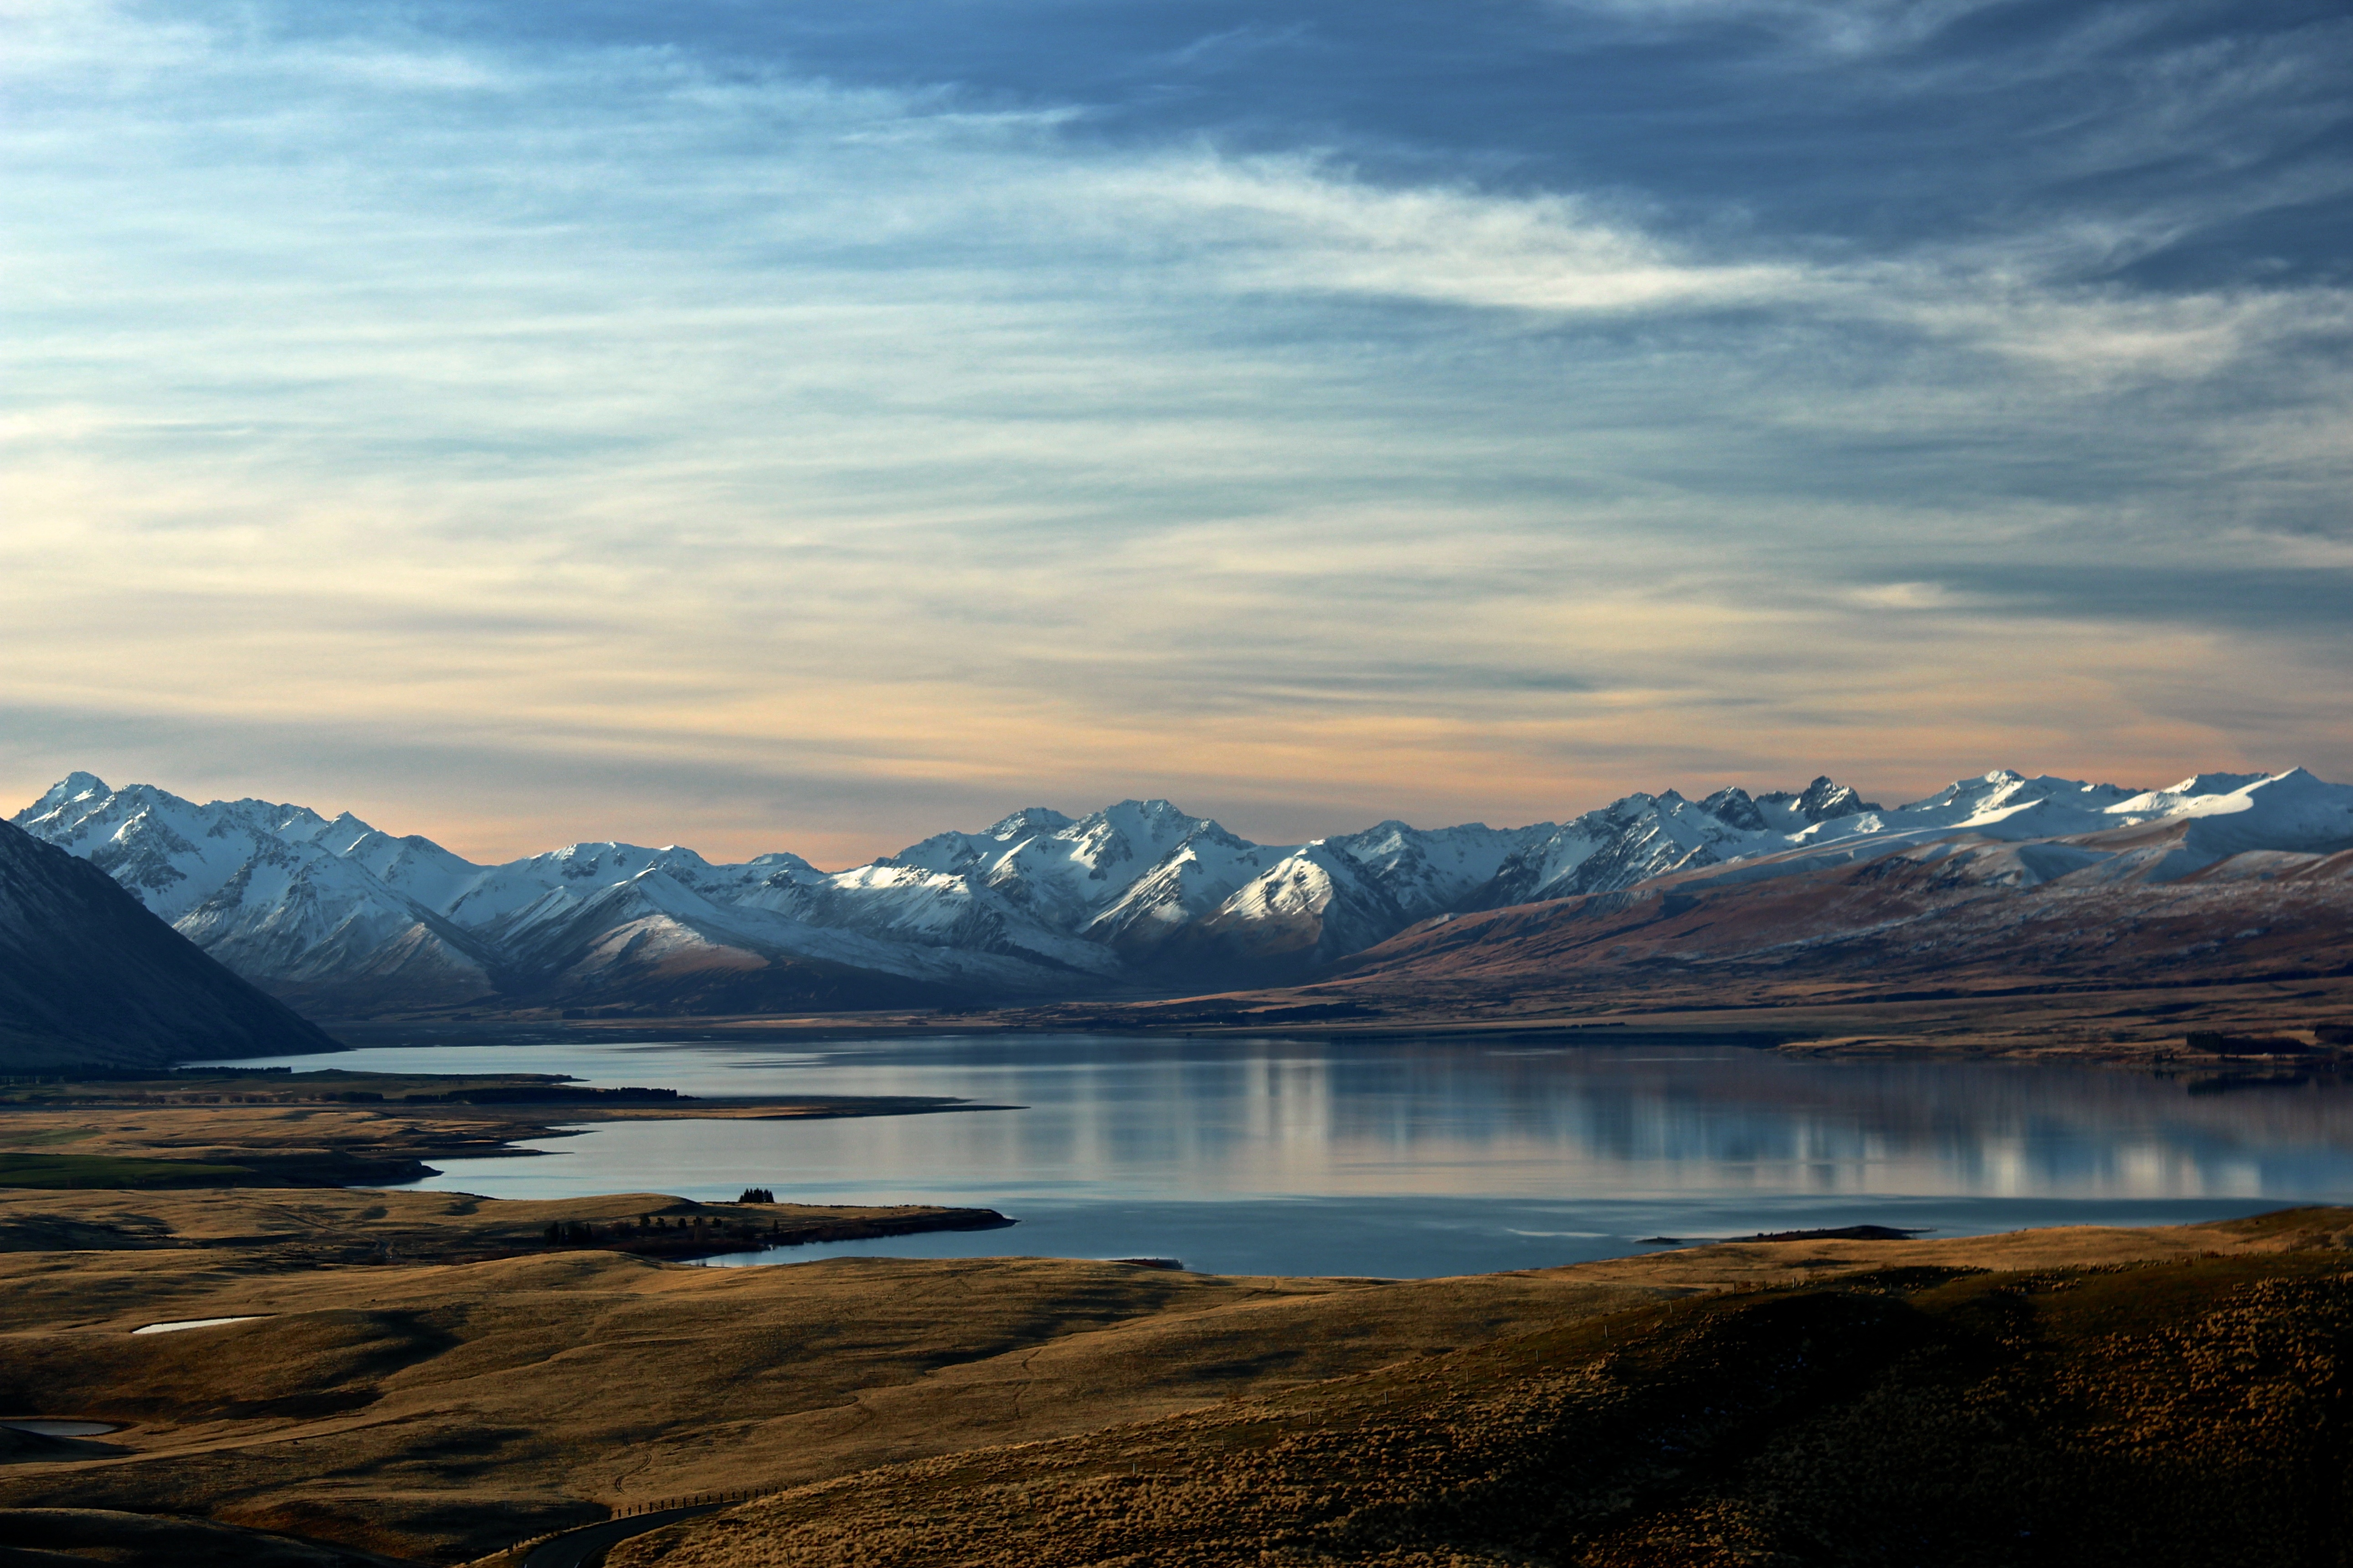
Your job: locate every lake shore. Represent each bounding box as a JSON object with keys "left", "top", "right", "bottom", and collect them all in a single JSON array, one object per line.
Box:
[
  {"left": 309, "top": 969, "right": 2353, "bottom": 1071},
  {"left": 0, "top": 1183, "right": 1012, "bottom": 1270},
  {"left": 0, "top": 1069, "right": 1009, "bottom": 1192}
]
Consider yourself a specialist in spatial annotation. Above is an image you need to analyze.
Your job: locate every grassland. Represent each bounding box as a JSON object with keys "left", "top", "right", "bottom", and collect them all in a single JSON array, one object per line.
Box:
[
  {"left": 0, "top": 1069, "right": 999, "bottom": 1191},
  {"left": 0, "top": 1151, "right": 258, "bottom": 1189},
  {"left": 611, "top": 1241, "right": 2353, "bottom": 1568},
  {"left": 4, "top": 1192, "right": 2353, "bottom": 1566}
]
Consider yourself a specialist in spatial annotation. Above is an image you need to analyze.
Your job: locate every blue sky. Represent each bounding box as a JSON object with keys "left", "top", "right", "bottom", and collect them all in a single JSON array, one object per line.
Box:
[{"left": 4, "top": 0, "right": 2349, "bottom": 863}]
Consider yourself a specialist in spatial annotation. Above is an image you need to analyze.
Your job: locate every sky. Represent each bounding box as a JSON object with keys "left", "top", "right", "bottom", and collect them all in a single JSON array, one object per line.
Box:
[{"left": 4, "top": 0, "right": 2350, "bottom": 868}]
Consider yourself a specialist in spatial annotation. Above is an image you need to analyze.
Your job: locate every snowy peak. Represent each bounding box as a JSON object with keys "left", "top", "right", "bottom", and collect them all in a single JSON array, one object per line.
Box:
[
  {"left": 1697, "top": 787, "right": 1768, "bottom": 832},
  {"left": 1079, "top": 823, "right": 1288, "bottom": 953},
  {"left": 1222, "top": 841, "right": 1398, "bottom": 922},
  {"left": 1470, "top": 777, "right": 1877, "bottom": 908},
  {"left": 1744, "top": 776, "right": 1880, "bottom": 832},
  {"left": 961, "top": 798, "right": 1243, "bottom": 930},
  {"left": 743, "top": 850, "right": 820, "bottom": 872},
  {"left": 2157, "top": 771, "right": 2271, "bottom": 799},
  {"left": 985, "top": 806, "right": 1076, "bottom": 838},
  {"left": 2168, "top": 769, "right": 2353, "bottom": 859},
  {"left": 1898, "top": 769, "right": 2139, "bottom": 823},
  {"left": 1327, "top": 820, "right": 1543, "bottom": 919},
  {"left": 1794, "top": 775, "right": 1879, "bottom": 822},
  {"left": 1064, "top": 798, "right": 1221, "bottom": 874},
  {"left": 1173, "top": 839, "right": 1411, "bottom": 972},
  {"left": 883, "top": 827, "right": 1022, "bottom": 877},
  {"left": 28, "top": 771, "right": 110, "bottom": 815},
  {"left": 1661, "top": 766, "right": 2353, "bottom": 895}
]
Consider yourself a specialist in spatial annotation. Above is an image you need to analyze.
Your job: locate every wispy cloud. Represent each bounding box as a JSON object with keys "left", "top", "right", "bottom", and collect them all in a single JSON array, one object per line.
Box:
[
  {"left": 1100, "top": 155, "right": 1803, "bottom": 313},
  {"left": 1545, "top": 0, "right": 2009, "bottom": 58}
]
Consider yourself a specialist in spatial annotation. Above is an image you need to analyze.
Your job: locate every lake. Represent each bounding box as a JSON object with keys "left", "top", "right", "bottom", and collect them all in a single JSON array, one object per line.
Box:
[{"left": 206, "top": 1032, "right": 2353, "bottom": 1278}]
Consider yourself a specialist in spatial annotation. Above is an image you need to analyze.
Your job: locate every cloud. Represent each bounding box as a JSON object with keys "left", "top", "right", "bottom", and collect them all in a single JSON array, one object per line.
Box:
[
  {"left": 1165, "top": 21, "right": 1315, "bottom": 70},
  {"left": 1101, "top": 155, "right": 1803, "bottom": 313},
  {"left": 2, "top": 0, "right": 2350, "bottom": 856}
]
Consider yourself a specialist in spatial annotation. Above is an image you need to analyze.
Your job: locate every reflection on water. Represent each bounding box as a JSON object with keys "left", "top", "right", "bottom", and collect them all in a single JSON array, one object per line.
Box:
[{"left": 205, "top": 1034, "right": 2353, "bottom": 1278}]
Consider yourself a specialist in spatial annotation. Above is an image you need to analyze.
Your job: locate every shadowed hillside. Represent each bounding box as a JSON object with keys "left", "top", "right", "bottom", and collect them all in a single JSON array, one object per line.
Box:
[{"left": 0, "top": 820, "right": 340, "bottom": 1071}]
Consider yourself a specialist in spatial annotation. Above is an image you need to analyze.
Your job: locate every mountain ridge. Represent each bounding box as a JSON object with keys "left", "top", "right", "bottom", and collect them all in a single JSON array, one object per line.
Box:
[{"left": 15, "top": 766, "right": 2353, "bottom": 1019}]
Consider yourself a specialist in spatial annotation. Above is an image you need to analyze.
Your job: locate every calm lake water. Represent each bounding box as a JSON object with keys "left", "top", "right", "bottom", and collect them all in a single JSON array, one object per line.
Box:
[{"left": 207, "top": 1033, "right": 2353, "bottom": 1278}]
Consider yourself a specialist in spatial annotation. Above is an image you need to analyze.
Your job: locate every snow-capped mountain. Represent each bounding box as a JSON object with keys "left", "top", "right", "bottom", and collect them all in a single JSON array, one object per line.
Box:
[
  {"left": 1475, "top": 776, "right": 1880, "bottom": 908},
  {"left": 12, "top": 766, "right": 2351, "bottom": 1017},
  {"left": 1331, "top": 768, "right": 2353, "bottom": 1005}
]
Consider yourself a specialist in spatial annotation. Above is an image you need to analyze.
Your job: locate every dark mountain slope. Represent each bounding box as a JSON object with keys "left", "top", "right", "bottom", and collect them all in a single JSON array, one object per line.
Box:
[
  {"left": 0, "top": 820, "right": 340, "bottom": 1071},
  {"left": 1329, "top": 835, "right": 2353, "bottom": 1004}
]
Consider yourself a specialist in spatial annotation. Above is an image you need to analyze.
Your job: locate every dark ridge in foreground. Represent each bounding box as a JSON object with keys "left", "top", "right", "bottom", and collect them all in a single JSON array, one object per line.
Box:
[
  {"left": 0, "top": 820, "right": 340, "bottom": 1072},
  {"left": 0, "top": 1507, "right": 411, "bottom": 1568}
]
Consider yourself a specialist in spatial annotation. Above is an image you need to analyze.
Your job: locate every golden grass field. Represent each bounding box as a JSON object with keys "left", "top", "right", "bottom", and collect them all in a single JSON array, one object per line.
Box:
[{"left": 5, "top": 1181, "right": 2353, "bottom": 1567}]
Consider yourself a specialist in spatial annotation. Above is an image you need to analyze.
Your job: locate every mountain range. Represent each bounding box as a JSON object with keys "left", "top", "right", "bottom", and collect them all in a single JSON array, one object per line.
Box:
[{"left": 13, "top": 767, "right": 2353, "bottom": 1020}]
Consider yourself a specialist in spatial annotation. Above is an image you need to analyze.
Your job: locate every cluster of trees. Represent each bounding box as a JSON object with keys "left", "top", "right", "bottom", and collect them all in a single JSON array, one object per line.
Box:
[
  {"left": 540, "top": 1205, "right": 790, "bottom": 1246},
  {"left": 739, "top": 1187, "right": 777, "bottom": 1204},
  {"left": 2188, "top": 1031, "right": 2312, "bottom": 1056},
  {"left": 406, "top": 1084, "right": 684, "bottom": 1105}
]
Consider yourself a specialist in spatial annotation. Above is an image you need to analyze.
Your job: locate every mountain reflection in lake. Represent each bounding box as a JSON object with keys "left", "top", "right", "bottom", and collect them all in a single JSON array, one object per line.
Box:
[{"left": 215, "top": 1034, "right": 2353, "bottom": 1278}]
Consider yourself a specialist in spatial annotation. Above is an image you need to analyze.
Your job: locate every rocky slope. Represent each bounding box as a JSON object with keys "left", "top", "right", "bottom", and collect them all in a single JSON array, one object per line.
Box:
[{"left": 0, "top": 819, "right": 341, "bottom": 1070}]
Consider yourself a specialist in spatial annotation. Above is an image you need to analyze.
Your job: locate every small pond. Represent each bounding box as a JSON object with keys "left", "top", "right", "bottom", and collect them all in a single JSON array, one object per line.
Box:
[{"left": 0, "top": 1420, "right": 121, "bottom": 1436}]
